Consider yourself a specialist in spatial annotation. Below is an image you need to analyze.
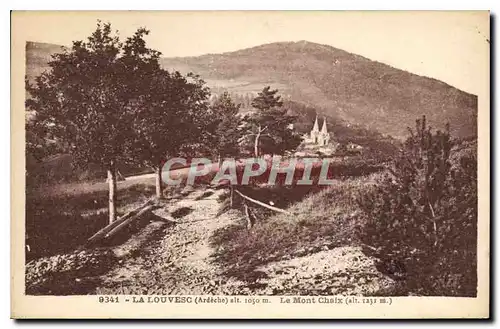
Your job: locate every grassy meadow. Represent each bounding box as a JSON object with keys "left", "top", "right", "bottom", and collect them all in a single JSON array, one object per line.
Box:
[{"left": 25, "top": 178, "right": 157, "bottom": 261}]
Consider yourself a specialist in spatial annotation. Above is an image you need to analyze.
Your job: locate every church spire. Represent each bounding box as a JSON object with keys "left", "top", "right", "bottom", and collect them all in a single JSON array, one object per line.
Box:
[
  {"left": 321, "top": 117, "right": 328, "bottom": 134},
  {"left": 312, "top": 115, "right": 319, "bottom": 132}
]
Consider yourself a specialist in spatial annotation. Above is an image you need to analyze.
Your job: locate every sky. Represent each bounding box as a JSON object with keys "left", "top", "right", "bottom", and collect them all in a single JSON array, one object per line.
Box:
[{"left": 12, "top": 11, "right": 489, "bottom": 95}]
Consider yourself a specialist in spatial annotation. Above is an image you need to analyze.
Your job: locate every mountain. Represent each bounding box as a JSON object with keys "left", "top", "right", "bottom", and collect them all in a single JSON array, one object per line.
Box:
[
  {"left": 161, "top": 41, "right": 477, "bottom": 138},
  {"left": 26, "top": 40, "right": 477, "bottom": 138},
  {"left": 25, "top": 42, "right": 66, "bottom": 83}
]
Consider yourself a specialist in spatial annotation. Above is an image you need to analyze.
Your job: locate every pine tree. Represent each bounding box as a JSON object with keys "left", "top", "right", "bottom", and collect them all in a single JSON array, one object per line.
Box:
[
  {"left": 243, "top": 86, "right": 301, "bottom": 157},
  {"left": 357, "top": 115, "right": 477, "bottom": 295},
  {"left": 212, "top": 92, "right": 243, "bottom": 162}
]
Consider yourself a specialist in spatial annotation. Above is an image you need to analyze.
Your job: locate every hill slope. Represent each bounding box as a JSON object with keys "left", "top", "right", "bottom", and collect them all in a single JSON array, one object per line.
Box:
[
  {"left": 26, "top": 40, "right": 477, "bottom": 138},
  {"left": 161, "top": 41, "right": 477, "bottom": 138},
  {"left": 26, "top": 41, "right": 66, "bottom": 84}
]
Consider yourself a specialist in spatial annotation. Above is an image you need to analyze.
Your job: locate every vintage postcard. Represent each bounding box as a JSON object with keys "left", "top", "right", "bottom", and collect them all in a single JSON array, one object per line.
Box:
[{"left": 11, "top": 10, "right": 490, "bottom": 319}]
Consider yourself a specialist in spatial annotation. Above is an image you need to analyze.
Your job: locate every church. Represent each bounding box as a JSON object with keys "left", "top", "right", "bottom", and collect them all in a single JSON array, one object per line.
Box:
[{"left": 303, "top": 116, "right": 330, "bottom": 146}]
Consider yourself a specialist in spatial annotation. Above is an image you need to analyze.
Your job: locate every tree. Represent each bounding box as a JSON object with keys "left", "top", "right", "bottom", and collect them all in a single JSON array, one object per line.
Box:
[
  {"left": 244, "top": 93, "right": 252, "bottom": 108},
  {"left": 119, "top": 30, "right": 165, "bottom": 199},
  {"left": 176, "top": 73, "right": 213, "bottom": 158},
  {"left": 130, "top": 68, "right": 212, "bottom": 198},
  {"left": 243, "top": 86, "right": 301, "bottom": 157},
  {"left": 210, "top": 92, "right": 243, "bottom": 162},
  {"left": 26, "top": 22, "right": 154, "bottom": 223}
]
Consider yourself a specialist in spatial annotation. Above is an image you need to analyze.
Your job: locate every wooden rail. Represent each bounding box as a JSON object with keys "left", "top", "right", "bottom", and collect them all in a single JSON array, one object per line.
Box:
[
  {"left": 105, "top": 204, "right": 157, "bottom": 238},
  {"left": 87, "top": 199, "right": 155, "bottom": 245},
  {"left": 233, "top": 189, "right": 293, "bottom": 215}
]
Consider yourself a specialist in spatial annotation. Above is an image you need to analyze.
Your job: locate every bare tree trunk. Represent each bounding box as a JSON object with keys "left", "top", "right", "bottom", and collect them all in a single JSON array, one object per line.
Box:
[
  {"left": 244, "top": 201, "right": 253, "bottom": 229},
  {"left": 155, "top": 164, "right": 163, "bottom": 199},
  {"left": 107, "top": 161, "right": 117, "bottom": 224},
  {"left": 254, "top": 126, "right": 261, "bottom": 157}
]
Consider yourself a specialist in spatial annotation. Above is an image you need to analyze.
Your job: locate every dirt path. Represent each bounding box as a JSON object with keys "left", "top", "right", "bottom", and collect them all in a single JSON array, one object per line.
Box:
[{"left": 97, "top": 188, "right": 249, "bottom": 295}]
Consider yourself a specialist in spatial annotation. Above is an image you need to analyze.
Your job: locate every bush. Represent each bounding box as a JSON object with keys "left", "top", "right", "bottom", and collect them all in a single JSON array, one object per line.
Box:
[{"left": 357, "top": 116, "right": 477, "bottom": 296}]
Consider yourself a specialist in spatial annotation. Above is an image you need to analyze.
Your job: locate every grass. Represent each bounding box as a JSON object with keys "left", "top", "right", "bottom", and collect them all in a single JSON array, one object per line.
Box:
[
  {"left": 210, "top": 173, "right": 381, "bottom": 282},
  {"left": 25, "top": 180, "right": 156, "bottom": 261},
  {"left": 27, "top": 174, "right": 156, "bottom": 200}
]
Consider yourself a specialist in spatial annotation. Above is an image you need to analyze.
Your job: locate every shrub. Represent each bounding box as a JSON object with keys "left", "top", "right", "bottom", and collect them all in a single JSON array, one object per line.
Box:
[{"left": 357, "top": 116, "right": 477, "bottom": 296}]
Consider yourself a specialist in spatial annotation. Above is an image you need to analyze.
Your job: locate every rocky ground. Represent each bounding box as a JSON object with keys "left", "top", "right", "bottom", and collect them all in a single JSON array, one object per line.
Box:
[{"left": 26, "top": 187, "right": 395, "bottom": 296}]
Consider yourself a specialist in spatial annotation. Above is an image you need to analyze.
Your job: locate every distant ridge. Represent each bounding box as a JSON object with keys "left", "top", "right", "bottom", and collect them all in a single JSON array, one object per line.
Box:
[
  {"left": 26, "top": 40, "right": 477, "bottom": 138},
  {"left": 161, "top": 40, "right": 477, "bottom": 138}
]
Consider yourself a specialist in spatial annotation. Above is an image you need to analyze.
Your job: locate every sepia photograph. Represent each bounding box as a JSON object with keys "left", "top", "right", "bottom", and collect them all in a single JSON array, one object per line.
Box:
[{"left": 11, "top": 10, "right": 489, "bottom": 318}]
